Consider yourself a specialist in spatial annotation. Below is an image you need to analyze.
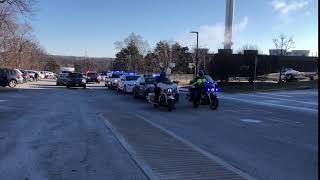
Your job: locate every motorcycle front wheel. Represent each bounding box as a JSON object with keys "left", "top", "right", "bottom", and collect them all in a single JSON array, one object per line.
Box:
[
  {"left": 209, "top": 97, "right": 219, "bottom": 110},
  {"left": 167, "top": 99, "right": 175, "bottom": 112}
]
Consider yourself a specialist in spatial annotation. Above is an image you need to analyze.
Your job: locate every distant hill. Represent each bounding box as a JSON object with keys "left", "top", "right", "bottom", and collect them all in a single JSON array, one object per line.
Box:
[
  {"left": 45, "top": 54, "right": 114, "bottom": 72},
  {"left": 46, "top": 54, "right": 114, "bottom": 62}
]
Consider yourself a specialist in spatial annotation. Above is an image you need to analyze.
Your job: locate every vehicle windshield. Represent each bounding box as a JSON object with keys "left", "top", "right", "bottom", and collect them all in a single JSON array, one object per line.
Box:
[
  {"left": 68, "top": 73, "right": 83, "bottom": 78},
  {"left": 126, "top": 76, "right": 140, "bottom": 81},
  {"left": 59, "top": 74, "right": 68, "bottom": 78},
  {"left": 111, "top": 74, "right": 121, "bottom": 78},
  {"left": 87, "top": 73, "right": 98, "bottom": 76},
  {"left": 145, "top": 77, "right": 156, "bottom": 84}
]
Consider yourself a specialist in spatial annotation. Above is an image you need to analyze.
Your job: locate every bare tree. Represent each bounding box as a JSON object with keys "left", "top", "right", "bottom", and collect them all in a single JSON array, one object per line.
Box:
[
  {"left": 114, "top": 33, "right": 150, "bottom": 55},
  {"left": 197, "top": 48, "right": 209, "bottom": 73},
  {"left": 0, "top": 0, "right": 34, "bottom": 16},
  {"left": 272, "top": 34, "right": 295, "bottom": 83},
  {"left": 273, "top": 33, "right": 295, "bottom": 56},
  {"left": 0, "top": 0, "right": 39, "bottom": 68}
]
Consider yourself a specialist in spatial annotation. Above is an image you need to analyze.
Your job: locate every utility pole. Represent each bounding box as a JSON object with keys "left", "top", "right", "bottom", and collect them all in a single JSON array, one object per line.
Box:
[{"left": 253, "top": 56, "right": 258, "bottom": 90}]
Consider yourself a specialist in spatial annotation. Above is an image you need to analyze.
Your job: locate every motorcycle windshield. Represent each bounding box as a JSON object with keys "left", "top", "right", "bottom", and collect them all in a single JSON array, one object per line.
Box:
[{"left": 204, "top": 75, "right": 214, "bottom": 83}]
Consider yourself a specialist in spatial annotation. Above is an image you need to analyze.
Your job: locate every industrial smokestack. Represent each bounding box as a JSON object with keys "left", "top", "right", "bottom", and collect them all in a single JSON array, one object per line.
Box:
[{"left": 224, "top": 0, "right": 235, "bottom": 49}]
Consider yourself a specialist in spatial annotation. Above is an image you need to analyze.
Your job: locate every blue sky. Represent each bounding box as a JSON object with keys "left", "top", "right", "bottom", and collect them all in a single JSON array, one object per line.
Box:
[{"left": 31, "top": 0, "right": 318, "bottom": 57}]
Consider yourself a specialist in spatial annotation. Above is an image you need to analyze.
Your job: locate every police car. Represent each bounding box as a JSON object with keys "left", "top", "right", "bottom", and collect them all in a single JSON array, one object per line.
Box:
[
  {"left": 105, "top": 71, "right": 123, "bottom": 89},
  {"left": 117, "top": 73, "right": 141, "bottom": 94}
]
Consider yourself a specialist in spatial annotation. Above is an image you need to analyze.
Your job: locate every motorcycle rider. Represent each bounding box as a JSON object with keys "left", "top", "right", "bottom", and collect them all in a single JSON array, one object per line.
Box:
[{"left": 190, "top": 70, "right": 207, "bottom": 102}]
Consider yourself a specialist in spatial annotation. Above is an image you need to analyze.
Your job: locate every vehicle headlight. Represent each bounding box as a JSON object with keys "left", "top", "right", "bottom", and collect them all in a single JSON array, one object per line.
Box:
[
  {"left": 82, "top": 79, "right": 86, "bottom": 83},
  {"left": 114, "top": 80, "right": 118, "bottom": 83},
  {"left": 167, "top": 88, "right": 173, "bottom": 93}
]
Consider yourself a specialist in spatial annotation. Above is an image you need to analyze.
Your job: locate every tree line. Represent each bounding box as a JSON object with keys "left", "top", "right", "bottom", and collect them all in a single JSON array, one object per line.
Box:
[
  {"left": 113, "top": 33, "right": 199, "bottom": 74},
  {"left": 112, "top": 33, "right": 296, "bottom": 74}
]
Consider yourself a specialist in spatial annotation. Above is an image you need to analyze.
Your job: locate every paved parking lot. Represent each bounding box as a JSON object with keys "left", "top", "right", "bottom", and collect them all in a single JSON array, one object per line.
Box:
[{"left": 0, "top": 80, "right": 318, "bottom": 180}]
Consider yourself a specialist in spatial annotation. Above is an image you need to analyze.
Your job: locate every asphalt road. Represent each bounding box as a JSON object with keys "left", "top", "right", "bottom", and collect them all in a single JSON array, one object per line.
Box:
[{"left": 0, "top": 80, "right": 318, "bottom": 180}]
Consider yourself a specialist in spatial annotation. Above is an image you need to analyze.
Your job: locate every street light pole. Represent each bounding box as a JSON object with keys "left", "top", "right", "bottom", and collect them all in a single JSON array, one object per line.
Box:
[
  {"left": 253, "top": 56, "right": 258, "bottom": 90},
  {"left": 190, "top": 31, "right": 199, "bottom": 78}
]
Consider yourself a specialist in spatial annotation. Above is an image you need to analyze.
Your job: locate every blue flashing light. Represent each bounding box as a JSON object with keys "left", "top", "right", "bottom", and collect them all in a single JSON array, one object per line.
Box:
[
  {"left": 214, "top": 88, "right": 221, "bottom": 92},
  {"left": 152, "top": 73, "right": 160, "bottom": 77}
]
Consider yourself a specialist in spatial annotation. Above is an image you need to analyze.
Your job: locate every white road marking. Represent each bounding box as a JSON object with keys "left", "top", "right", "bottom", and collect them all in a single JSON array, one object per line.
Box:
[
  {"left": 267, "top": 118, "right": 301, "bottom": 125},
  {"left": 240, "top": 93, "right": 318, "bottom": 105},
  {"left": 240, "top": 119, "right": 262, "bottom": 123},
  {"left": 0, "top": 100, "right": 8, "bottom": 102},
  {"left": 221, "top": 96, "right": 318, "bottom": 113},
  {"left": 257, "top": 92, "right": 292, "bottom": 98},
  {"left": 278, "top": 91, "right": 318, "bottom": 95},
  {"left": 264, "top": 100, "right": 281, "bottom": 104}
]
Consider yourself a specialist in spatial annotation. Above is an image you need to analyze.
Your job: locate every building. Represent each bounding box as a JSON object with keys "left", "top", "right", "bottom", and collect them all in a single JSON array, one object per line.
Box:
[
  {"left": 269, "top": 49, "right": 310, "bottom": 56},
  {"left": 289, "top": 50, "right": 310, "bottom": 56}
]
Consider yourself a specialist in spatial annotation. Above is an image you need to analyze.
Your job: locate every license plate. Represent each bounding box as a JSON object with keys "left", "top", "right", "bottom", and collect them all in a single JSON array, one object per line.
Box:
[{"left": 75, "top": 84, "right": 79, "bottom": 86}]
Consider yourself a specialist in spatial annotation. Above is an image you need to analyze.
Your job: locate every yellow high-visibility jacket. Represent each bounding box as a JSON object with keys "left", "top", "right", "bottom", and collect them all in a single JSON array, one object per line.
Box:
[{"left": 192, "top": 77, "right": 207, "bottom": 86}]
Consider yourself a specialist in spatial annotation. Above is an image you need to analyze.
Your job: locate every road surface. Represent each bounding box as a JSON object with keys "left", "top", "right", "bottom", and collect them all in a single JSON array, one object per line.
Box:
[{"left": 0, "top": 80, "right": 318, "bottom": 180}]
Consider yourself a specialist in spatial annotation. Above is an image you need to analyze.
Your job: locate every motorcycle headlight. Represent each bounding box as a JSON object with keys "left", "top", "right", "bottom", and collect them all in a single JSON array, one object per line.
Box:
[
  {"left": 82, "top": 79, "right": 86, "bottom": 83},
  {"left": 167, "top": 88, "right": 173, "bottom": 93}
]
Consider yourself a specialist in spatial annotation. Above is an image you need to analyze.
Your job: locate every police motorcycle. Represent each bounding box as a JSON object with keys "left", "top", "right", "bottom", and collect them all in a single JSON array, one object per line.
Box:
[
  {"left": 147, "top": 77, "right": 178, "bottom": 112},
  {"left": 187, "top": 75, "right": 220, "bottom": 110}
]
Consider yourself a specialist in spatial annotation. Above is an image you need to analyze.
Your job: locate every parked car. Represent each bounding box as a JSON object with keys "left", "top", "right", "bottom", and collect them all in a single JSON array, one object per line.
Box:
[
  {"left": 133, "top": 76, "right": 156, "bottom": 100},
  {"left": 105, "top": 72, "right": 123, "bottom": 89},
  {"left": 99, "top": 72, "right": 107, "bottom": 82},
  {"left": 0, "top": 68, "right": 22, "bottom": 88},
  {"left": 117, "top": 75, "right": 141, "bottom": 93},
  {"left": 19, "top": 70, "right": 32, "bottom": 82},
  {"left": 56, "top": 73, "right": 70, "bottom": 86},
  {"left": 14, "top": 69, "right": 25, "bottom": 84},
  {"left": 37, "top": 71, "right": 45, "bottom": 79},
  {"left": 281, "top": 68, "right": 300, "bottom": 81},
  {"left": 24, "top": 70, "right": 36, "bottom": 80},
  {"left": 66, "top": 72, "right": 86, "bottom": 89},
  {"left": 86, "top": 71, "right": 101, "bottom": 83},
  {"left": 46, "top": 71, "right": 55, "bottom": 78}
]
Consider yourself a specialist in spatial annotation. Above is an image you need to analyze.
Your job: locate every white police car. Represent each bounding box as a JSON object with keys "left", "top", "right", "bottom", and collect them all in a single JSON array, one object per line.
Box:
[
  {"left": 117, "top": 74, "right": 141, "bottom": 93},
  {"left": 105, "top": 72, "right": 123, "bottom": 89}
]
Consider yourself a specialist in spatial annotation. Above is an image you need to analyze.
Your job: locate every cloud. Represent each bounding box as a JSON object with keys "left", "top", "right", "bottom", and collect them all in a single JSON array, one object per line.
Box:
[
  {"left": 237, "top": 16, "right": 249, "bottom": 31},
  {"left": 176, "top": 16, "right": 249, "bottom": 51},
  {"left": 271, "top": 0, "right": 310, "bottom": 16}
]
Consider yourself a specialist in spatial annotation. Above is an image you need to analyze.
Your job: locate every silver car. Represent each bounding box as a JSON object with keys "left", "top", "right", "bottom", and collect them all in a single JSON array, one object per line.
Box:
[
  {"left": 14, "top": 69, "right": 24, "bottom": 84},
  {"left": 56, "top": 73, "right": 69, "bottom": 86}
]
